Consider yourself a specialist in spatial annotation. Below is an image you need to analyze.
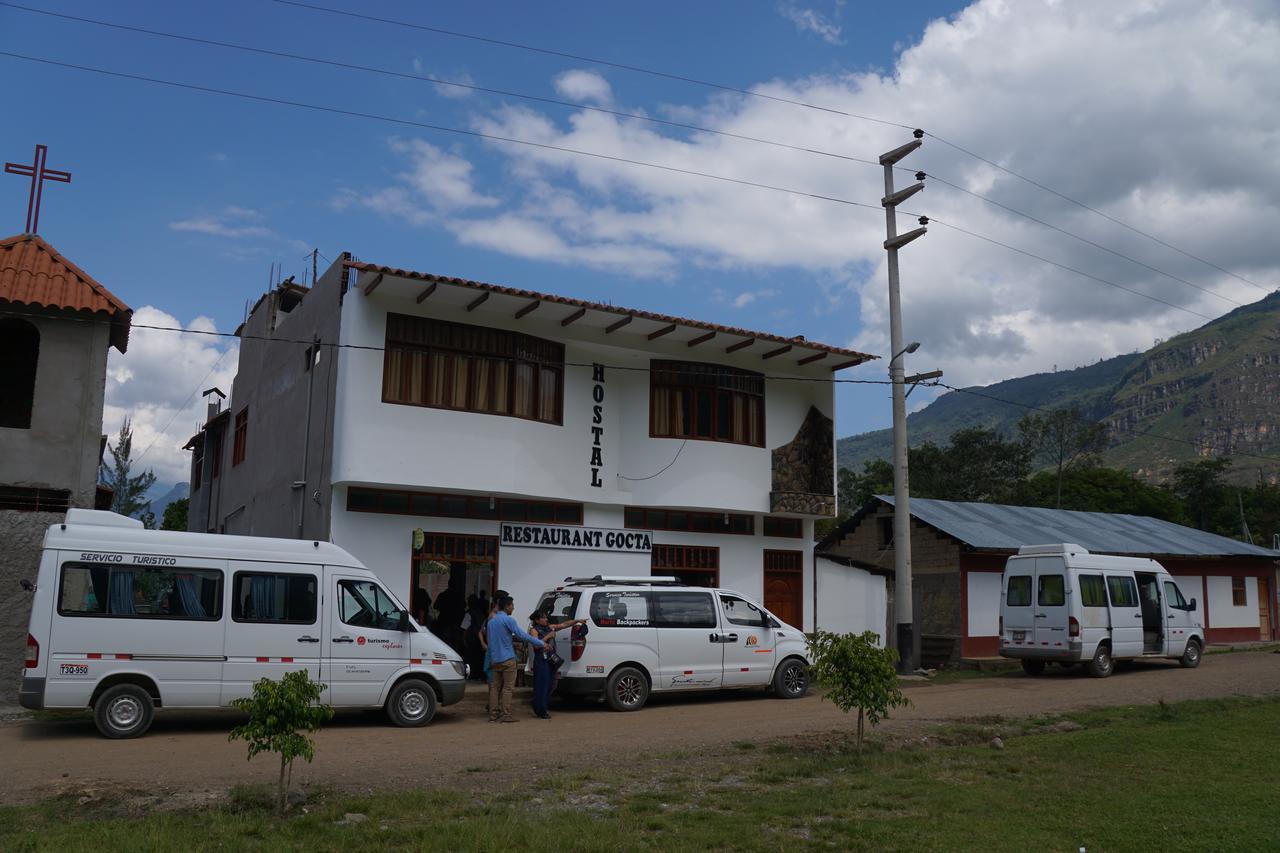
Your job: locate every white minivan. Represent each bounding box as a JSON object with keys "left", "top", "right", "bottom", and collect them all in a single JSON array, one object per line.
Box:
[
  {"left": 535, "top": 576, "right": 810, "bottom": 711},
  {"left": 999, "top": 544, "right": 1205, "bottom": 677},
  {"left": 19, "top": 509, "right": 467, "bottom": 738}
]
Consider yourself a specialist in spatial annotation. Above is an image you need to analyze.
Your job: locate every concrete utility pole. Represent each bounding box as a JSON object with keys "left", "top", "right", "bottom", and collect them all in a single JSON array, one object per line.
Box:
[{"left": 879, "top": 130, "right": 928, "bottom": 674}]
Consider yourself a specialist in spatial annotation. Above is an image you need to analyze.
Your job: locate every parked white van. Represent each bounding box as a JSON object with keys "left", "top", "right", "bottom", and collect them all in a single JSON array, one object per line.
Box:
[
  {"left": 535, "top": 576, "right": 810, "bottom": 711},
  {"left": 19, "top": 509, "right": 466, "bottom": 738},
  {"left": 999, "top": 544, "right": 1205, "bottom": 677}
]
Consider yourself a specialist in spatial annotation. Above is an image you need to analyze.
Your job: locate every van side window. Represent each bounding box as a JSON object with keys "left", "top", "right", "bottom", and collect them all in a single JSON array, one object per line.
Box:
[
  {"left": 590, "top": 591, "right": 651, "bottom": 627},
  {"left": 1006, "top": 576, "right": 1031, "bottom": 606},
  {"left": 537, "top": 591, "right": 581, "bottom": 625},
  {"left": 338, "top": 580, "right": 402, "bottom": 630},
  {"left": 1164, "top": 581, "right": 1189, "bottom": 610},
  {"left": 232, "top": 572, "right": 317, "bottom": 624},
  {"left": 652, "top": 591, "right": 717, "bottom": 628},
  {"left": 720, "top": 594, "right": 766, "bottom": 627},
  {"left": 1079, "top": 575, "right": 1108, "bottom": 607},
  {"left": 1037, "top": 575, "right": 1065, "bottom": 607},
  {"left": 1107, "top": 576, "right": 1138, "bottom": 607},
  {"left": 57, "top": 562, "right": 223, "bottom": 620}
]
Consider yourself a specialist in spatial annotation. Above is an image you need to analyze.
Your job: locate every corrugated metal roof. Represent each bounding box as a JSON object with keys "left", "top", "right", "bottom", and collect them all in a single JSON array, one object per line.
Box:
[
  {"left": 877, "top": 495, "right": 1280, "bottom": 559},
  {"left": 0, "top": 234, "right": 131, "bottom": 352}
]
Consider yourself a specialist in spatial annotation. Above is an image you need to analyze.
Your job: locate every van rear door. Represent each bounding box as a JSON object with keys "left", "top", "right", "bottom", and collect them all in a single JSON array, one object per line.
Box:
[
  {"left": 1002, "top": 559, "right": 1035, "bottom": 649},
  {"left": 221, "top": 563, "right": 323, "bottom": 705},
  {"left": 1033, "top": 557, "right": 1069, "bottom": 650}
]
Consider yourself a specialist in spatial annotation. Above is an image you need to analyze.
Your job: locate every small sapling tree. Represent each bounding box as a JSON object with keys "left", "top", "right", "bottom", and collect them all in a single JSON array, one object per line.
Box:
[
  {"left": 806, "top": 630, "right": 909, "bottom": 752},
  {"left": 228, "top": 670, "right": 333, "bottom": 814}
]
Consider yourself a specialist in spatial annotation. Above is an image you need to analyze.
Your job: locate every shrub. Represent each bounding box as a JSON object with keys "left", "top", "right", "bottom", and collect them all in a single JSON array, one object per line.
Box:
[
  {"left": 806, "top": 630, "right": 909, "bottom": 751},
  {"left": 228, "top": 670, "right": 333, "bottom": 814}
]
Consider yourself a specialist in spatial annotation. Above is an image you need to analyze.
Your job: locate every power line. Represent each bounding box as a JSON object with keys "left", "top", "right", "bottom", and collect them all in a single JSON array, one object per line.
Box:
[
  {"left": 0, "top": 50, "right": 894, "bottom": 219},
  {"left": 268, "top": 0, "right": 1269, "bottom": 293},
  {"left": 8, "top": 2, "right": 1251, "bottom": 312},
  {"left": 132, "top": 346, "right": 233, "bottom": 465},
  {"left": 0, "top": 51, "right": 1234, "bottom": 325},
  {"left": 268, "top": 0, "right": 915, "bottom": 130}
]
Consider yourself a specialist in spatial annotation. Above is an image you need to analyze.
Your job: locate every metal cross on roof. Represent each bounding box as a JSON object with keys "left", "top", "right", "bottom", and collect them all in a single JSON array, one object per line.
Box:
[{"left": 5, "top": 144, "right": 72, "bottom": 234}]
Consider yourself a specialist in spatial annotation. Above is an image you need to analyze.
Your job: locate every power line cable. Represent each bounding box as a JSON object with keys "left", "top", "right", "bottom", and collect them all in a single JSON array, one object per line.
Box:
[
  {"left": 6, "top": 2, "right": 1250, "bottom": 311},
  {"left": 0, "top": 51, "right": 1232, "bottom": 325},
  {"left": 267, "top": 0, "right": 1269, "bottom": 293},
  {"left": 268, "top": 0, "right": 915, "bottom": 130},
  {"left": 133, "top": 345, "right": 233, "bottom": 464}
]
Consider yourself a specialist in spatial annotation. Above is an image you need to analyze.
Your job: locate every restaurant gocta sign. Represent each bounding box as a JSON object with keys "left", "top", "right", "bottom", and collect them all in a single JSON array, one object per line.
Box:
[{"left": 499, "top": 522, "right": 652, "bottom": 553}]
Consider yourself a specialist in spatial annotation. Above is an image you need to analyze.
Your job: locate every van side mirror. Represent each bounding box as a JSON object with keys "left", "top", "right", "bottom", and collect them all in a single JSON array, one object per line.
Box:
[
  {"left": 398, "top": 611, "right": 414, "bottom": 633},
  {"left": 1187, "top": 598, "right": 1196, "bottom": 612},
  {"left": 19, "top": 579, "right": 34, "bottom": 592}
]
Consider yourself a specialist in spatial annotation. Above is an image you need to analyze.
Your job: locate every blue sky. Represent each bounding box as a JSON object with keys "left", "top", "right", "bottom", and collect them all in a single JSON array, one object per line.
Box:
[{"left": 4, "top": 0, "right": 1276, "bottom": 483}]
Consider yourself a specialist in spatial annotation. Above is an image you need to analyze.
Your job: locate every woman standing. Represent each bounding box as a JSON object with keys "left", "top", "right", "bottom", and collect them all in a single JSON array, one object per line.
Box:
[{"left": 526, "top": 609, "right": 583, "bottom": 719}]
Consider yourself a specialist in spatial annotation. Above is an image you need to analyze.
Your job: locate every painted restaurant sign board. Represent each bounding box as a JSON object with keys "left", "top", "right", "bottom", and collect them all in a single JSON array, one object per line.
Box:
[{"left": 499, "top": 522, "right": 652, "bottom": 553}]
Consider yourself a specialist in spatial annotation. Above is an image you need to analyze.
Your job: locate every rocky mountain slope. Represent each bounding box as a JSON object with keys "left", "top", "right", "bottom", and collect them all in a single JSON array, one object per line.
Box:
[{"left": 837, "top": 292, "right": 1280, "bottom": 485}]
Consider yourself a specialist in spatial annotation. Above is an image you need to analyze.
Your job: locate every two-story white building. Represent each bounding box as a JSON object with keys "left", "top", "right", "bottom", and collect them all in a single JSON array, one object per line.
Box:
[{"left": 187, "top": 255, "right": 873, "bottom": 640}]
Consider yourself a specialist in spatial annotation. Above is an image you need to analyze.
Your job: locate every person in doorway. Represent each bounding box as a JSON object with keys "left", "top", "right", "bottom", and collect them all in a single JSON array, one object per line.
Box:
[
  {"left": 486, "top": 595, "right": 544, "bottom": 723},
  {"left": 526, "top": 609, "right": 585, "bottom": 719}
]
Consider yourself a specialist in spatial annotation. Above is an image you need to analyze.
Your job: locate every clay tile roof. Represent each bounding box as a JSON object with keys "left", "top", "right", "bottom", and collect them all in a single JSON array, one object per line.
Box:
[
  {"left": 0, "top": 234, "right": 132, "bottom": 352},
  {"left": 346, "top": 260, "right": 876, "bottom": 367}
]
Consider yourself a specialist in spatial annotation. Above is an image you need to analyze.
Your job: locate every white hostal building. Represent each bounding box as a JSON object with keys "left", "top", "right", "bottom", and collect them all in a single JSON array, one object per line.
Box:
[{"left": 187, "top": 256, "right": 874, "bottom": 640}]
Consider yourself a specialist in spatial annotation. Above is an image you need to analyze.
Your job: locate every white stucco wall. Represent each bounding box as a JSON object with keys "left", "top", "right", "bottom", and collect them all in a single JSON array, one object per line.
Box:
[
  {"left": 329, "top": 492, "right": 817, "bottom": 631},
  {"left": 966, "top": 571, "right": 1002, "bottom": 638},
  {"left": 814, "top": 558, "right": 887, "bottom": 644},
  {"left": 329, "top": 285, "right": 834, "bottom": 515},
  {"left": 1207, "top": 575, "right": 1258, "bottom": 629}
]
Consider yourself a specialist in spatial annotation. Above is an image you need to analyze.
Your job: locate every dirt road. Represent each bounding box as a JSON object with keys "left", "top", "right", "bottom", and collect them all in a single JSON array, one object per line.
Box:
[{"left": 3, "top": 651, "right": 1277, "bottom": 804}]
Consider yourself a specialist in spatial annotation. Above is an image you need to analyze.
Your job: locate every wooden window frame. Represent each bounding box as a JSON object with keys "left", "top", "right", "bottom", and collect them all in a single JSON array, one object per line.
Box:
[
  {"left": 191, "top": 443, "right": 204, "bottom": 492},
  {"left": 649, "top": 359, "right": 765, "bottom": 447},
  {"left": 624, "top": 506, "right": 754, "bottom": 535},
  {"left": 763, "top": 549, "right": 804, "bottom": 572},
  {"left": 652, "top": 544, "right": 720, "bottom": 587},
  {"left": 347, "top": 487, "right": 583, "bottom": 526},
  {"left": 210, "top": 429, "right": 223, "bottom": 480},
  {"left": 762, "top": 516, "right": 803, "bottom": 538},
  {"left": 231, "top": 408, "right": 248, "bottom": 467},
  {"left": 1232, "top": 576, "right": 1247, "bottom": 607},
  {"left": 381, "top": 313, "right": 565, "bottom": 426}
]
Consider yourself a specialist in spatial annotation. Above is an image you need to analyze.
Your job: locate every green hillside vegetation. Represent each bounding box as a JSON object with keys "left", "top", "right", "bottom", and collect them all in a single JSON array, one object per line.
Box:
[{"left": 838, "top": 291, "right": 1280, "bottom": 486}]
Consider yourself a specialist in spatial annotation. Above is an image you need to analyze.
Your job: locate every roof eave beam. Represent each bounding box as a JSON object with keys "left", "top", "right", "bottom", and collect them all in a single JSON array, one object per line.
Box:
[
  {"left": 561, "top": 307, "right": 587, "bottom": 327},
  {"left": 466, "top": 292, "right": 490, "bottom": 312},
  {"left": 647, "top": 323, "right": 677, "bottom": 341},
  {"left": 762, "top": 344, "right": 792, "bottom": 360},
  {"left": 361, "top": 273, "right": 383, "bottom": 295},
  {"left": 415, "top": 282, "right": 437, "bottom": 304},
  {"left": 515, "top": 299, "right": 540, "bottom": 319},
  {"left": 726, "top": 337, "right": 755, "bottom": 354},
  {"left": 606, "top": 315, "right": 634, "bottom": 334},
  {"left": 688, "top": 331, "right": 716, "bottom": 348},
  {"left": 797, "top": 352, "right": 828, "bottom": 366}
]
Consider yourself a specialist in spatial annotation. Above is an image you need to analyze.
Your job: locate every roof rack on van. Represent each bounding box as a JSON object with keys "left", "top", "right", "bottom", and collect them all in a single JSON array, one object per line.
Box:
[
  {"left": 1016, "top": 543, "right": 1089, "bottom": 556},
  {"left": 561, "top": 575, "right": 686, "bottom": 587}
]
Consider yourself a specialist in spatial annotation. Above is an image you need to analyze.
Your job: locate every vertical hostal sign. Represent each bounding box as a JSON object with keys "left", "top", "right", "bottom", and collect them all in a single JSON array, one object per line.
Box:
[{"left": 589, "top": 362, "right": 604, "bottom": 487}]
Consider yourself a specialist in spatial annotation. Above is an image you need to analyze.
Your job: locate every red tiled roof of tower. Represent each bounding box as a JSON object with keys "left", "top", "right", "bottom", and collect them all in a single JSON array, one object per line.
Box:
[{"left": 0, "top": 233, "right": 132, "bottom": 352}]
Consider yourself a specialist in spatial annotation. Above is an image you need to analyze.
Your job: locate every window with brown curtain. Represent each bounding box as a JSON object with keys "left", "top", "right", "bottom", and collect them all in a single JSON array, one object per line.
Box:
[
  {"left": 382, "top": 313, "right": 564, "bottom": 425},
  {"left": 650, "top": 360, "right": 764, "bottom": 447}
]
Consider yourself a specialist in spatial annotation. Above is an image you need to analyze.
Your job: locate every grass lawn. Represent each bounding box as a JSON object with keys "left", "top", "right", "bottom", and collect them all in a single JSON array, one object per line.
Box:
[{"left": 2, "top": 696, "right": 1277, "bottom": 852}]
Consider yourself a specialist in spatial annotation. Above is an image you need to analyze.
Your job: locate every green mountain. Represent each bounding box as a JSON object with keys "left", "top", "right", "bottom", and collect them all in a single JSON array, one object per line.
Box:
[{"left": 838, "top": 291, "right": 1280, "bottom": 485}]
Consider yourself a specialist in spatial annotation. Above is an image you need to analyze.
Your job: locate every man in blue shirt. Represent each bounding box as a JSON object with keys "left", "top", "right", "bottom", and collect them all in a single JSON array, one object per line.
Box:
[{"left": 487, "top": 595, "right": 546, "bottom": 722}]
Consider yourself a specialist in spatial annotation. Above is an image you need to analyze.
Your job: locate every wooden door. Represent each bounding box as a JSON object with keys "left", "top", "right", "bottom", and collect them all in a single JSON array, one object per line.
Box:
[
  {"left": 1259, "top": 577, "right": 1272, "bottom": 641},
  {"left": 763, "top": 549, "right": 804, "bottom": 628}
]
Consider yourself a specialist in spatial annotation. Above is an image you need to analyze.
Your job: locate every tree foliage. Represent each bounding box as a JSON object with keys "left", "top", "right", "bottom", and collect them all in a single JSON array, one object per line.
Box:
[
  {"left": 805, "top": 631, "right": 908, "bottom": 752},
  {"left": 161, "top": 497, "right": 189, "bottom": 531},
  {"left": 1016, "top": 467, "right": 1182, "bottom": 521},
  {"left": 1017, "top": 407, "right": 1110, "bottom": 508},
  {"left": 229, "top": 670, "right": 334, "bottom": 814},
  {"left": 910, "top": 427, "right": 1032, "bottom": 504},
  {"left": 99, "top": 418, "right": 157, "bottom": 527}
]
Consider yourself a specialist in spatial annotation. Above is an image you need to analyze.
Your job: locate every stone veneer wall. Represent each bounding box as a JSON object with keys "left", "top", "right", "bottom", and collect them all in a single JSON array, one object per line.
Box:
[
  {"left": 770, "top": 406, "right": 835, "bottom": 515},
  {"left": 0, "top": 510, "right": 60, "bottom": 707}
]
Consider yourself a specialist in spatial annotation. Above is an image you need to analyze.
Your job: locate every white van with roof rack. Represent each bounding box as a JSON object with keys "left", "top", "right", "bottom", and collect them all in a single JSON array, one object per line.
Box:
[
  {"left": 999, "top": 544, "right": 1205, "bottom": 677},
  {"left": 19, "top": 509, "right": 466, "bottom": 738},
  {"left": 535, "top": 576, "right": 810, "bottom": 711}
]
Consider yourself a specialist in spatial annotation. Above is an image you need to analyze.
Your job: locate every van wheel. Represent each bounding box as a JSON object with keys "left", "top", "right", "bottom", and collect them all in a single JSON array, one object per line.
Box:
[
  {"left": 772, "top": 659, "right": 809, "bottom": 698},
  {"left": 605, "top": 666, "right": 649, "bottom": 712},
  {"left": 1179, "top": 639, "right": 1202, "bottom": 669},
  {"left": 94, "top": 684, "right": 154, "bottom": 739},
  {"left": 386, "top": 680, "right": 437, "bottom": 727},
  {"left": 1021, "top": 660, "right": 1046, "bottom": 676},
  {"left": 1086, "top": 644, "right": 1114, "bottom": 678}
]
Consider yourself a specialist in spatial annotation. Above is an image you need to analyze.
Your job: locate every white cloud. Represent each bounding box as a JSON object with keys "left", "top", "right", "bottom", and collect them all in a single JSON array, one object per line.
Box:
[
  {"left": 337, "top": 0, "right": 1280, "bottom": 392},
  {"left": 714, "top": 288, "right": 780, "bottom": 308},
  {"left": 103, "top": 307, "right": 238, "bottom": 486},
  {"left": 778, "top": 1, "right": 845, "bottom": 44},
  {"left": 432, "top": 69, "right": 477, "bottom": 100},
  {"left": 554, "top": 69, "right": 613, "bottom": 105},
  {"left": 169, "top": 205, "right": 309, "bottom": 255}
]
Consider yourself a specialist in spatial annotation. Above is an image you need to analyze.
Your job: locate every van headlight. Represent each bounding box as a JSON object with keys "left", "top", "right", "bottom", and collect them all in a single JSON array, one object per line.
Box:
[{"left": 450, "top": 661, "right": 467, "bottom": 679}]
